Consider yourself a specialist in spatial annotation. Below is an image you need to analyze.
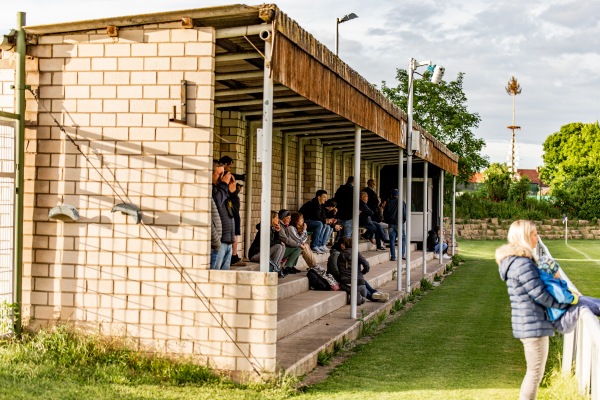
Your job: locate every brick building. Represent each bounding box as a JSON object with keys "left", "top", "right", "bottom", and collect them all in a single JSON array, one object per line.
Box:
[{"left": 0, "top": 4, "right": 458, "bottom": 377}]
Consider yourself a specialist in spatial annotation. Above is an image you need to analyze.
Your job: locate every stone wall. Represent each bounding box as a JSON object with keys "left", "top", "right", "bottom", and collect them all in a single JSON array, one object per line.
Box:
[{"left": 453, "top": 218, "right": 600, "bottom": 240}]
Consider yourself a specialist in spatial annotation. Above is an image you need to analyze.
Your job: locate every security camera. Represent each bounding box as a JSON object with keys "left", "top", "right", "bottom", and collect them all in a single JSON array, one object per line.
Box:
[{"left": 430, "top": 65, "right": 445, "bottom": 85}]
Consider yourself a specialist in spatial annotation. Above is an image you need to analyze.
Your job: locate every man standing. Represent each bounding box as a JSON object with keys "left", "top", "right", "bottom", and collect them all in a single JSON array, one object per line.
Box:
[
  {"left": 384, "top": 189, "right": 406, "bottom": 261},
  {"left": 364, "top": 179, "right": 382, "bottom": 223},
  {"left": 219, "top": 156, "right": 246, "bottom": 266},
  {"left": 333, "top": 176, "right": 354, "bottom": 238},
  {"left": 211, "top": 162, "right": 236, "bottom": 270},
  {"left": 299, "top": 190, "right": 330, "bottom": 254}
]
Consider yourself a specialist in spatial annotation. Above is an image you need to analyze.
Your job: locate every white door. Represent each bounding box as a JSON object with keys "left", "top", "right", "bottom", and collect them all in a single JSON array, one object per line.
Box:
[{"left": 404, "top": 178, "right": 432, "bottom": 242}]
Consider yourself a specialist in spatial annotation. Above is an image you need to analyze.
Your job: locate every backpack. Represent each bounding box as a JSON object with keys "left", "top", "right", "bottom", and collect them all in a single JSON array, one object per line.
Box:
[{"left": 307, "top": 268, "right": 330, "bottom": 291}]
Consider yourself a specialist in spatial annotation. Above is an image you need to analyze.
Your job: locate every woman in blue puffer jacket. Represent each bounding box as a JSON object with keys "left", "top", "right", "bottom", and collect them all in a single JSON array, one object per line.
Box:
[{"left": 496, "top": 220, "right": 573, "bottom": 400}]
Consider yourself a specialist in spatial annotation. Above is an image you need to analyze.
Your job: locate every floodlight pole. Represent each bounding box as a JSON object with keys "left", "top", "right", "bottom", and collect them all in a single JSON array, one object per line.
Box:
[{"left": 335, "top": 13, "right": 358, "bottom": 56}]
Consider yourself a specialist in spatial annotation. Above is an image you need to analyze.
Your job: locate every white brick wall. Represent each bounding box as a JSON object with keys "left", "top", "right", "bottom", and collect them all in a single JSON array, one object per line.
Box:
[{"left": 11, "top": 24, "right": 277, "bottom": 375}]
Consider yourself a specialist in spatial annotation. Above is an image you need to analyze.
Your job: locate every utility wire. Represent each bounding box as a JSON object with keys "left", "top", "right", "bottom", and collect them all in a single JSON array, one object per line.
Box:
[{"left": 29, "top": 89, "right": 264, "bottom": 377}]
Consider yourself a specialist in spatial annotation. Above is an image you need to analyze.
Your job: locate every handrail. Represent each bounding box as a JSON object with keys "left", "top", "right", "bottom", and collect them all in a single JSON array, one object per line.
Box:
[{"left": 538, "top": 238, "right": 600, "bottom": 398}]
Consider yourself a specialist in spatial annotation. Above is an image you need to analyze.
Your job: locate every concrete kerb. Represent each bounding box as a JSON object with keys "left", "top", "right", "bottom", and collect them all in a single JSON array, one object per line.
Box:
[{"left": 279, "top": 259, "right": 451, "bottom": 377}]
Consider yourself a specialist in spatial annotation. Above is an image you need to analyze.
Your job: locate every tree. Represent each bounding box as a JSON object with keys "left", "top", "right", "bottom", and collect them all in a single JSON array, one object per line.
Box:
[
  {"left": 539, "top": 122, "right": 600, "bottom": 188},
  {"left": 382, "top": 69, "right": 488, "bottom": 184},
  {"left": 483, "top": 163, "right": 511, "bottom": 202}
]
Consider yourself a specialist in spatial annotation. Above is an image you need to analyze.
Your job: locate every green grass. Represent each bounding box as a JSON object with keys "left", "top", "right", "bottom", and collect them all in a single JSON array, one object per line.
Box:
[
  {"left": 297, "top": 240, "right": 590, "bottom": 400},
  {"left": 1, "top": 240, "right": 596, "bottom": 399}
]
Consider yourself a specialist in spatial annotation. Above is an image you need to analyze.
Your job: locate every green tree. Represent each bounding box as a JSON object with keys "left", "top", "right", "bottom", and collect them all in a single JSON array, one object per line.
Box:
[
  {"left": 539, "top": 122, "right": 600, "bottom": 187},
  {"left": 509, "top": 175, "right": 531, "bottom": 203},
  {"left": 483, "top": 163, "right": 511, "bottom": 202},
  {"left": 382, "top": 69, "right": 488, "bottom": 184},
  {"left": 553, "top": 175, "right": 600, "bottom": 220}
]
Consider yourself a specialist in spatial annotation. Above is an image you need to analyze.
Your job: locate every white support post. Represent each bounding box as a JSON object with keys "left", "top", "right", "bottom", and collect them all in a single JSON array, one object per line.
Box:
[
  {"left": 341, "top": 153, "right": 346, "bottom": 184},
  {"left": 452, "top": 175, "right": 456, "bottom": 256},
  {"left": 439, "top": 170, "right": 445, "bottom": 262},
  {"left": 406, "top": 59, "right": 415, "bottom": 294},
  {"left": 423, "top": 161, "right": 428, "bottom": 274},
  {"left": 351, "top": 125, "right": 361, "bottom": 319},
  {"left": 259, "top": 38, "right": 273, "bottom": 273},
  {"left": 244, "top": 123, "right": 254, "bottom": 259},
  {"left": 397, "top": 151, "right": 404, "bottom": 292},
  {"left": 296, "top": 138, "right": 304, "bottom": 209},
  {"left": 282, "top": 133, "right": 289, "bottom": 209}
]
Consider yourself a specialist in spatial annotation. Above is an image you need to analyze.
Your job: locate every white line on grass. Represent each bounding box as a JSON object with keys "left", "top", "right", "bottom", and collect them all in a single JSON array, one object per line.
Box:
[{"left": 565, "top": 243, "right": 600, "bottom": 267}]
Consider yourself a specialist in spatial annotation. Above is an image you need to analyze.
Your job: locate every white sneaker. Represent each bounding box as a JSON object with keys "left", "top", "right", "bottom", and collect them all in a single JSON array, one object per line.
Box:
[
  {"left": 371, "top": 292, "right": 389, "bottom": 301},
  {"left": 443, "top": 254, "right": 452, "bottom": 260}
]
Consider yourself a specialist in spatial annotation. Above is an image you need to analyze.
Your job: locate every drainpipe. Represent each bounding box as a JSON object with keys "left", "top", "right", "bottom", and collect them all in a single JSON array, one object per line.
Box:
[
  {"left": 296, "top": 138, "right": 303, "bottom": 208},
  {"left": 244, "top": 122, "right": 254, "bottom": 259},
  {"left": 350, "top": 124, "right": 361, "bottom": 319},
  {"left": 376, "top": 164, "right": 381, "bottom": 196},
  {"left": 13, "top": 12, "right": 26, "bottom": 336},
  {"left": 341, "top": 153, "right": 346, "bottom": 183},
  {"left": 331, "top": 150, "right": 337, "bottom": 194},
  {"left": 422, "top": 162, "right": 428, "bottom": 275},
  {"left": 282, "top": 133, "right": 289, "bottom": 209},
  {"left": 439, "top": 170, "right": 445, "bottom": 262},
  {"left": 258, "top": 30, "right": 273, "bottom": 273},
  {"left": 397, "top": 151, "right": 404, "bottom": 292},
  {"left": 321, "top": 146, "right": 326, "bottom": 192},
  {"left": 452, "top": 175, "right": 456, "bottom": 256}
]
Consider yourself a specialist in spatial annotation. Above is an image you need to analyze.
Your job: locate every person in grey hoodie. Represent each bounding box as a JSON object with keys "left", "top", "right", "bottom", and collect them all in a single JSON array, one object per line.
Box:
[{"left": 496, "top": 220, "right": 572, "bottom": 400}]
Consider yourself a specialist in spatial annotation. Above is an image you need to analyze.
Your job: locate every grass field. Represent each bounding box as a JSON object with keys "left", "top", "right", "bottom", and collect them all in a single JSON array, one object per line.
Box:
[{"left": 0, "top": 240, "right": 596, "bottom": 399}]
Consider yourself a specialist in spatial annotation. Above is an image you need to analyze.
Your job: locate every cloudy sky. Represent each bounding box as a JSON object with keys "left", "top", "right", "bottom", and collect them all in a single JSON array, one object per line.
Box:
[{"left": 2, "top": 0, "right": 599, "bottom": 169}]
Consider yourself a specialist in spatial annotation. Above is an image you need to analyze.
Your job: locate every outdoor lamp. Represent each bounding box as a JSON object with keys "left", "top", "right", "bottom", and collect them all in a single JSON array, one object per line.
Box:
[{"left": 335, "top": 12, "right": 358, "bottom": 56}]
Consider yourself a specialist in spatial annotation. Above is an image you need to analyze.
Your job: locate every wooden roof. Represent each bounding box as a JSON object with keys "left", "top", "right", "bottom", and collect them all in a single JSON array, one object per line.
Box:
[{"left": 24, "top": 3, "right": 458, "bottom": 174}]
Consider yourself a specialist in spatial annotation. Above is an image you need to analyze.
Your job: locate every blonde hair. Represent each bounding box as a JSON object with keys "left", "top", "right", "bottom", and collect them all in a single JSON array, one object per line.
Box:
[{"left": 507, "top": 220, "right": 537, "bottom": 259}]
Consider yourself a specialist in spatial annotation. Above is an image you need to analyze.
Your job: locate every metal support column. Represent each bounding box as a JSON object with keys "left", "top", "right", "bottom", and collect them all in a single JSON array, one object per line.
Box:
[
  {"left": 282, "top": 133, "right": 289, "bottom": 209},
  {"left": 350, "top": 125, "right": 361, "bottom": 319},
  {"left": 422, "top": 161, "right": 428, "bottom": 275},
  {"left": 397, "top": 151, "right": 404, "bottom": 292},
  {"left": 439, "top": 170, "right": 445, "bottom": 262},
  {"left": 13, "top": 12, "right": 26, "bottom": 335},
  {"left": 452, "top": 175, "right": 456, "bottom": 256},
  {"left": 341, "top": 153, "right": 346, "bottom": 183},
  {"left": 258, "top": 35, "right": 273, "bottom": 273},
  {"left": 244, "top": 123, "right": 254, "bottom": 259}
]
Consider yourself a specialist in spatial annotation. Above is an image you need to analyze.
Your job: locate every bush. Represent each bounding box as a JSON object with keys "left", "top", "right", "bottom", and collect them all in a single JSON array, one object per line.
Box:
[
  {"left": 450, "top": 191, "right": 562, "bottom": 220},
  {"left": 553, "top": 175, "right": 600, "bottom": 220}
]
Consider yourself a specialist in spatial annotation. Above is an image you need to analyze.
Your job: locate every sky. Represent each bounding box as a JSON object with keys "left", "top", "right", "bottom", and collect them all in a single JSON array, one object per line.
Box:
[{"left": 2, "top": 0, "right": 599, "bottom": 170}]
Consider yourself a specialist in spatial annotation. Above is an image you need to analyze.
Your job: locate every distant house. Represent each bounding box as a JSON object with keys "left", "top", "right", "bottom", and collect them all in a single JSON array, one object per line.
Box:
[{"left": 516, "top": 168, "right": 550, "bottom": 195}]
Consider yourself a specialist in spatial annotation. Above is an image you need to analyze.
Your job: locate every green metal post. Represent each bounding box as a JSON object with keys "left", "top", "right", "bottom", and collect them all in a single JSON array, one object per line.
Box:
[{"left": 14, "top": 11, "right": 26, "bottom": 336}]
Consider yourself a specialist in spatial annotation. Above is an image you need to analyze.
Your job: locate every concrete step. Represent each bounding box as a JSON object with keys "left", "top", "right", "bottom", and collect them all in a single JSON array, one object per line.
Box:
[
  {"left": 276, "top": 242, "right": 419, "bottom": 301},
  {"left": 276, "top": 257, "right": 451, "bottom": 377},
  {"left": 276, "top": 247, "right": 431, "bottom": 341}
]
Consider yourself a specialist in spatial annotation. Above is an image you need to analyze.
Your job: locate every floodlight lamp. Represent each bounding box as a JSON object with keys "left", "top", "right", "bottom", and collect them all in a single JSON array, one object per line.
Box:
[
  {"left": 430, "top": 64, "right": 445, "bottom": 84},
  {"left": 339, "top": 13, "right": 358, "bottom": 23}
]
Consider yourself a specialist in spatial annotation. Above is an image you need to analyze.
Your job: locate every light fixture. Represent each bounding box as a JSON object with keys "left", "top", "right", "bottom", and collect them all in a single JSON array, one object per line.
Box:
[
  {"left": 111, "top": 203, "right": 142, "bottom": 224},
  {"left": 335, "top": 12, "right": 358, "bottom": 56},
  {"left": 48, "top": 205, "right": 80, "bottom": 222}
]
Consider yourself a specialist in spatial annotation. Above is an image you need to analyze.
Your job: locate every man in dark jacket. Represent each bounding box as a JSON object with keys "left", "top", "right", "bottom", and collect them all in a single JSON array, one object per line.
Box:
[
  {"left": 299, "top": 190, "right": 330, "bottom": 253},
  {"left": 364, "top": 179, "right": 382, "bottom": 222},
  {"left": 383, "top": 189, "right": 406, "bottom": 261},
  {"left": 219, "top": 156, "right": 246, "bottom": 267},
  {"left": 211, "top": 162, "right": 236, "bottom": 270},
  {"left": 333, "top": 176, "right": 354, "bottom": 238}
]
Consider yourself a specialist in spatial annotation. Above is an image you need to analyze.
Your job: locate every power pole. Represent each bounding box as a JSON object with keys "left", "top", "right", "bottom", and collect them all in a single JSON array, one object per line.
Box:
[{"left": 506, "top": 76, "right": 522, "bottom": 180}]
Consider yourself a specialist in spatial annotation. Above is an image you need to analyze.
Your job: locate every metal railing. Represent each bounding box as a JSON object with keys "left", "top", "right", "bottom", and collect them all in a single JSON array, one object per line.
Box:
[
  {"left": 538, "top": 238, "right": 600, "bottom": 399},
  {"left": 0, "top": 121, "right": 15, "bottom": 336}
]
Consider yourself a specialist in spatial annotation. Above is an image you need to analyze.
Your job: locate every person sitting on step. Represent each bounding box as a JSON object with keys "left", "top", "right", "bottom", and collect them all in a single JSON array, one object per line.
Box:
[
  {"left": 299, "top": 189, "right": 330, "bottom": 254},
  {"left": 359, "top": 191, "right": 386, "bottom": 251},
  {"left": 427, "top": 225, "right": 451, "bottom": 260},
  {"left": 276, "top": 209, "right": 307, "bottom": 273},
  {"left": 333, "top": 238, "right": 389, "bottom": 304},
  {"left": 248, "top": 211, "right": 300, "bottom": 277},
  {"left": 282, "top": 211, "right": 323, "bottom": 270}
]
